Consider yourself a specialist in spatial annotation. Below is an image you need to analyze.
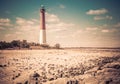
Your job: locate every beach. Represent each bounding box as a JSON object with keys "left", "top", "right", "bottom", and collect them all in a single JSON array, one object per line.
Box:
[{"left": 0, "top": 48, "right": 120, "bottom": 84}]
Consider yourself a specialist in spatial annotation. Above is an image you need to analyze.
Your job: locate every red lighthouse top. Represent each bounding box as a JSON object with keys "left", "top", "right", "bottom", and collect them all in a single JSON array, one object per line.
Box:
[{"left": 40, "top": 5, "right": 46, "bottom": 30}]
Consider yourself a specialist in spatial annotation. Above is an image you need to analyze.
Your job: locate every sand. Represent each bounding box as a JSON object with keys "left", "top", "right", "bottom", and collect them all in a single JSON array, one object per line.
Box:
[{"left": 0, "top": 49, "right": 120, "bottom": 84}]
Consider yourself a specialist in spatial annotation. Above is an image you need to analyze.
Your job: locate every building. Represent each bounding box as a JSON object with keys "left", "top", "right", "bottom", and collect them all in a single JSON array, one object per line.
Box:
[{"left": 39, "top": 5, "right": 46, "bottom": 45}]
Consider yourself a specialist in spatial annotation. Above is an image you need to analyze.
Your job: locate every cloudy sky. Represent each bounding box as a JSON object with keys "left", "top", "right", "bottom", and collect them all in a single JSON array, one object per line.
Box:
[{"left": 0, "top": 0, "right": 120, "bottom": 47}]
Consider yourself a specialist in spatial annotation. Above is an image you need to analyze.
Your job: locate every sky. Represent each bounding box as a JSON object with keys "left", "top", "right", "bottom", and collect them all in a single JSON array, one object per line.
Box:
[{"left": 0, "top": 0, "right": 120, "bottom": 47}]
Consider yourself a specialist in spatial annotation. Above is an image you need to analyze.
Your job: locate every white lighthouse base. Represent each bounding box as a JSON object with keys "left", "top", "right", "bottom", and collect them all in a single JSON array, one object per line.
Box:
[{"left": 39, "top": 29, "right": 46, "bottom": 45}]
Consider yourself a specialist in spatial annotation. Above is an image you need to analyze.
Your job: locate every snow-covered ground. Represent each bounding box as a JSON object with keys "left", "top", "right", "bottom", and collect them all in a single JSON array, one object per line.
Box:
[{"left": 0, "top": 49, "right": 120, "bottom": 84}]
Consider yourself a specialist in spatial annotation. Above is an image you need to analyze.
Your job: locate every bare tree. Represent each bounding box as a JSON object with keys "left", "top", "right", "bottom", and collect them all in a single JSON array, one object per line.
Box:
[{"left": 54, "top": 43, "right": 60, "bottom": 49}]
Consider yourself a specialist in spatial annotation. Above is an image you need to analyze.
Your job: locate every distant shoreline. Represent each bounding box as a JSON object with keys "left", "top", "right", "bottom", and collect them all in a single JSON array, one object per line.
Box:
[{"left": 1, "top": 47, "right": 120, "bottom": 50}]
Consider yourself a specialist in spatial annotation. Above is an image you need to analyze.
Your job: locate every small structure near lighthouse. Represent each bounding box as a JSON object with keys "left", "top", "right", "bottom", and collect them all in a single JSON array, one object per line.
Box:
[{"left": 39, "top": 5, "right": 46, "bottom": 45}]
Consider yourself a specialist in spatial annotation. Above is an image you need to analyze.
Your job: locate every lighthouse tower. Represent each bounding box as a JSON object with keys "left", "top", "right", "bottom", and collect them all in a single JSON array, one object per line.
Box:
[{"left": 39, "top": 6, "right": 46, "bottom": 45}]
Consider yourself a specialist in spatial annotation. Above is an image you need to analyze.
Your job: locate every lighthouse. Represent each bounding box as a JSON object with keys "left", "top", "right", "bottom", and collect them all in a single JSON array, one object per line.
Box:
[{"left": 39, "top": 5, "right": 46, "bottom": 45}]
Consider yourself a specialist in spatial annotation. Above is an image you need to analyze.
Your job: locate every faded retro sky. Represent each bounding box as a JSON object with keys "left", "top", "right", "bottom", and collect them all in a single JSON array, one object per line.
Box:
[{"left": 0, "top": 0, "right": 120, "bottom": 47}]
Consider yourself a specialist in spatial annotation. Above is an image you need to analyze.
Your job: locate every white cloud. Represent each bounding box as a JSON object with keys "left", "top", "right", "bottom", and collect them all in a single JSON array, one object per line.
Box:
[
  {"left": 15, "top": 17, "right": 40, "bottom": 33},
  {"left": 16, "top": 17, "right": 25, "bottom": 25},
  {"left": 86, "top": 27, "right": 98, "bottom": 31},
  {"left": 46, "top": 13, "right": 60, "bottom": 23},
  {"left": 94, "top": 15, "right": 112, "bottom": 20},
  {"left": 0, "top": 22, "right": 12, "bottom": 26},
  {"left": 0, "top": 18, "right": 12, "bottom": 26},
  {"left": 31, "top": 19, "right": 39, "bottom": 23},
  {"left": 102, "top": 24, "right": 108, "bottom": 27},
  {"left": 86, "top": 8, "right": 108, "bottom": 15},
  {"left": 59, "top": 4, "right": 65, "bottom": 9},
  {"left": 106, "top": 15, "right": 112, "bottom": 20},
  {"left": 15, "top": 31, "right": 22, "bottom": 34},
  {"left": 115, "top": 22, "right": 120, "bottom": 27},
  {"left": 101, "top": 29, "right": 109, "bottom": 33},
  {"left": 0, "top": 27, "right": 4, "bottom": 30},
  {"left": 0, "top": 18, "right": 10, "bottom": 23},
  {"left": 16, "top": 17, "right": 35, "bottom": 25},
  {"left": 46, "top": 12, "right": 75, "bottom": 32},
  {"left": 47, "top": 22, "right": 71, "bottom": 32},
  {"left": 8, "top": 17, "right": 39, "bottom": 42},
  {"left": 5, "top": 34, "right": 11, "bottom": 37},
  {"left": 71, "top": 29, "right": 84, "bottom": 38}
]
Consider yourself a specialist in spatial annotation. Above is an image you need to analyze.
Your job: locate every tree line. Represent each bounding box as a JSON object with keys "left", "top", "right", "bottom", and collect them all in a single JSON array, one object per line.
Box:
[
  {"left": 0, "top": 40, "right": 36, "bottom": 49},
  {"left": 0, "top": 40, "right": 60, "bottom": 50}
]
